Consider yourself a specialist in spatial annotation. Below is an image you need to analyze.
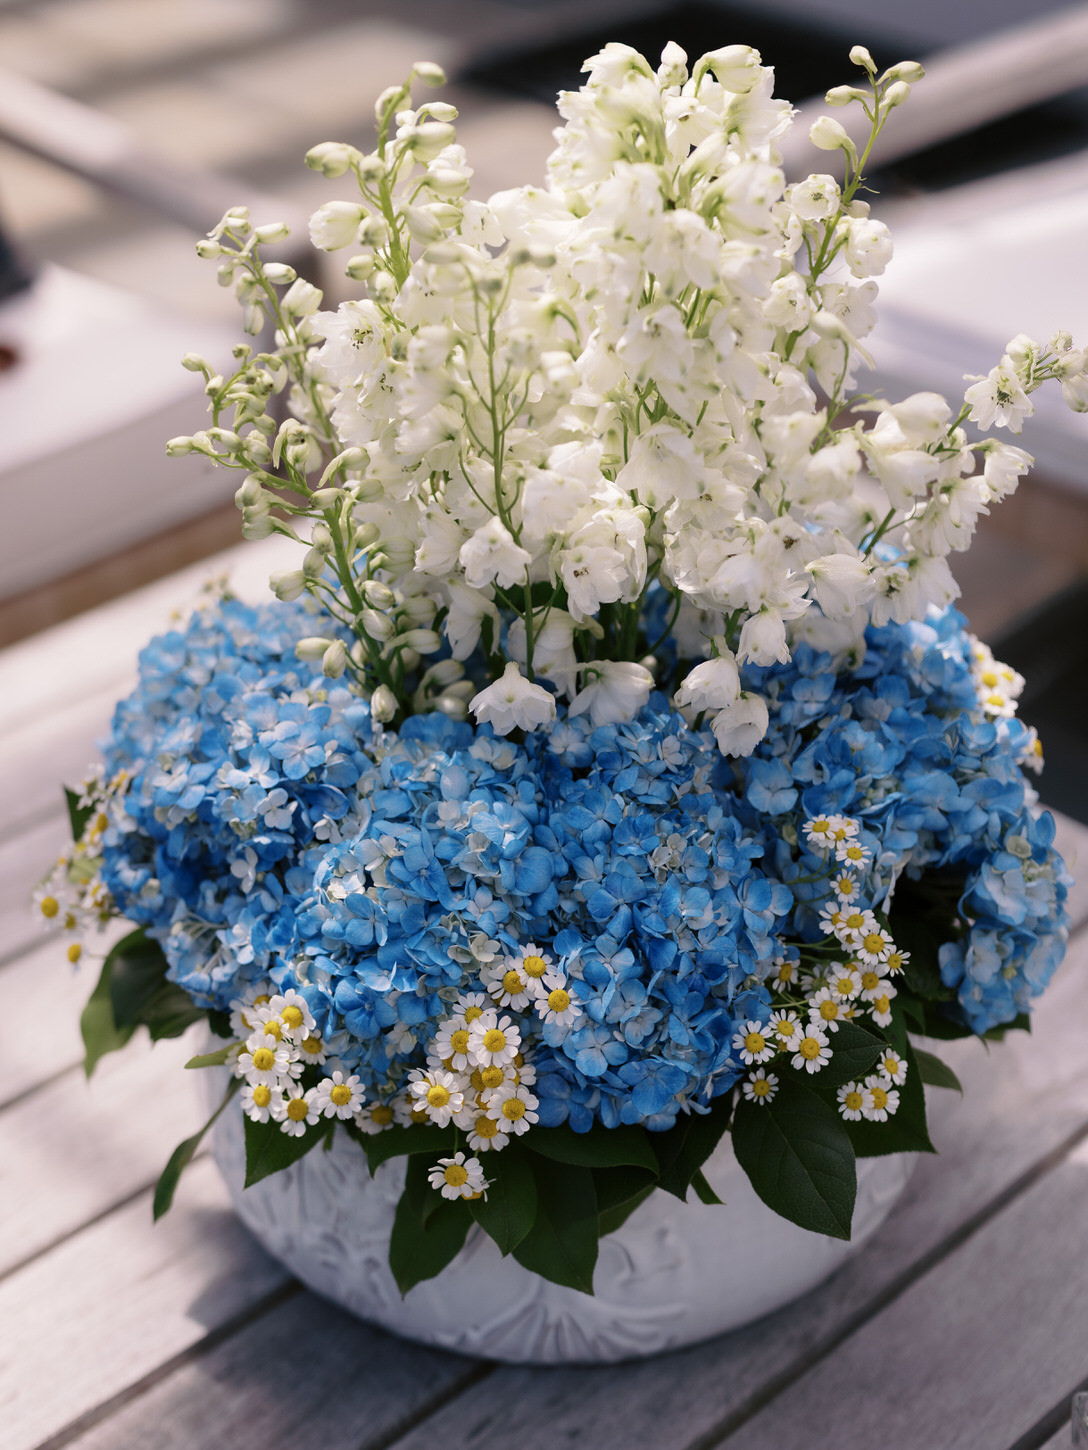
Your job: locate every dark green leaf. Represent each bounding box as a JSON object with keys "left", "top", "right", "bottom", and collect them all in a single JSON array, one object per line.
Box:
[
  {"left": 185, "top": 1043, "right": 240, "bottom": 1070},
  {"left": 243, "top": 1110, "right": 332, "bottom": 1188},
  {"left": 814, "top": 1020, "right": 885, "bottom": 1087},
  {"left": 914, "top": 1048, "right": 963, "bottom": 1093},
  {"left": 64, "top": 786, "right": 94, "bottom": 843},
  {"left": 469, "top": 1145, "right": 537, "bottom": 1255},
  {"left": 357, "top": 1122, "right": 456, "bottom": 1174},
  {"left": 691, "top": 1167, "right": 723, "bottom": 1205},
  {"left": 106, "top": 929, "right": 205, "bottom": 1041},
  {"left": 80, "top": 956, "right": 135, "bottom": 1077},
  {"left": 388, "top": 1155, "right": 473, "bottom": 1294},
  {"left": 597, "top": 1182, "right": 656, "bottom": 1238},
  {"left": 732, "top": 1078, "right": 856, "bottom": 1240},
  {"left": 207, "top": 1010, "right": 234, "bottom": 1039},
  {"left": 153, "top": 1078, "right": 239, "bottom": 1219},
  {"left": 914, "top": 1002, "right": 973, "bottom": 1042},
  {"left": 591, "top": 1164, "right": 659, "bottom": 1215},
  {"left": 842, "top": 1039, "right": 936, "bottom": 1158},
  {"left": 512, "top": 1156, "right": 599, "bottom": 1294},
  {"left": 652, "top": 1095, "right": 732, "bottom": 1201},
  {"left": 527, "top": 1123, "right": 658, "bottom": 1171}
]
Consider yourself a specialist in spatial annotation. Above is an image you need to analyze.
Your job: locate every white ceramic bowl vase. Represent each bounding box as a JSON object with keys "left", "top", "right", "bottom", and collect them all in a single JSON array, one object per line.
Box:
[{"left": 206, "top": 1075, "right": 914, "bottom": 1364}]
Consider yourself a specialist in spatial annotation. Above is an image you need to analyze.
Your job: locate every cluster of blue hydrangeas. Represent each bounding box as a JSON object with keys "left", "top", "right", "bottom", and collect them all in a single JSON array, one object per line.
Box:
[
  {"left": 734, "top": 608, "right": 1070, "bottom": 1034},
  {"left": 95, "top": 595, "right": 1068, "bottom": 1132}
]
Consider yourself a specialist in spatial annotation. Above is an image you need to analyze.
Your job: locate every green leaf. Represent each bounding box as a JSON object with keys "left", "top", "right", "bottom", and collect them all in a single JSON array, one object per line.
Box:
[
  {"left": 184, "top": 1043, "right": 240, "bottom": 1070},
  {"left": 591, "top": 1164, "right": 658, "bottom": 1216},
  {"left": 357, "top": 1122, "right": 456, "bottom": 1174},
  {"left": 914, "top": 1047, "right": 963, "bottom": 1093},
  {"left": 64, "top": 785, "right": 94, "bottom": 843},
  {"left": 814, "top": 1020, "right": 886, "bottom": 1088},
  {"left": 388, "top": 1155, "right": 473, "bottom": 1294},
  {"left": 732, "top": 1078, "right": 857, "bottom": 1240},
  {"left": 842, "top": 1038, "right": 936, "bottom": 1158},
  {"left": 652, "top": 1095, "right": 732, "bottom": 1201},
  {"left": 80, "top": 956, "right": 135, "bottom": 1077},
  {"left": 468, "top": 1145, "right": 537, "bottom": 1255},
  {"left": 691, "top": 1167, "right": 723, "bottom": 1205},
  {"left": 207, "top": 1009, "right": 234, "bottom": 1040},
  {"left": 512, "top": 1156, "right": 599, "bottom": 1294},
  {"left": 527, "top": 1123, "right": 658, "bottom": 1171},
  {"left": 107, "top": 929, "right": 204, "bottom": 1041},
  {"left": 597, "top": 1182, "right": 656, "bottom": 1238},
  {"left": 153, "top": 1078, "right": 239, "bottom": 1220},
  {"left": 243, "top": 1110, "right": 332, "bottom": 1188}
]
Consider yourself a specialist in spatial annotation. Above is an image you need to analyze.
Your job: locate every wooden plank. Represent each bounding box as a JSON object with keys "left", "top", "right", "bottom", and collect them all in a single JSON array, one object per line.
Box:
[
  {"left": 65, "top": 1291, "right": 483, "bottom": 1450},
  {"left": 0, "top": 936, "right": 114, "bottom": 1102},
  {"left": 715, "top": 1133, "right": 1088, "bottom": 1449},
  {"left": 0, "top": 688, "right": 120, "bottom": 844},
  {"left": 0, "top": 811, "right": 72, "bottom": 959},
  {"left": 385, "top": 924, "right": 1088, "bottom": 1450},
  {"left": 0, "top": 1156, "right": 287, "bottom": 1450},
  {"left": 0, "top": 1031, "right": 205, "bottom": 1280}
]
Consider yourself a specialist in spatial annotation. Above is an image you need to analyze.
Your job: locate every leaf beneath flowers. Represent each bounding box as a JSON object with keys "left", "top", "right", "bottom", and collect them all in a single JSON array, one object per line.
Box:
[
  {"left": 732, "top": 1078, "right": 856, "bottom": 1240},
  {"left": 243, "top": 1111, "right": 333, "bottom": 1188},
  {"left": 355, "top": 1122, "right": 457, "bottom": 1174},
  {"left": 389, "top": 1154, "right": 473, "bottom": 1294},
  {"left": 106, "top": 929, "right": 205, "bottom": 1040},
  {"left": 652, "top": 1094, "right": 732, "bottom": 1200},
  {"left": 512, "top": 1157, "right": 598, "bottom": 1294},
  {"left": 153, "top": 1078, "right": 239, "bottom": 1220},
  {"left": 469, "top": 1144, "right": 537, "bottom": 1255},
  {"left": 527, "top": 1123, "right": 658, "bottom": 1171},
  {"left": 80, "top": 956, "right": 135, "bottom": 1078},
  {"left": 813, "top": 1020, "right": 885, "bottom": 1088},
  {"left": 64, "top": 785, "right": 94, "bottom": 843},
  {"left": 914, "top": 1048, "right": 963, "bottom": 1093},
  {"left": 843, "top": 1039, "right": 936, "bottom": 1158}
]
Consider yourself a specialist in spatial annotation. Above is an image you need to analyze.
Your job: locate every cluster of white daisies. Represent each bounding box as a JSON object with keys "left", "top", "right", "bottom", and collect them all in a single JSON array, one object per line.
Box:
[{"left": 734, "top": 813, "right": 908, "bottom": 1121}]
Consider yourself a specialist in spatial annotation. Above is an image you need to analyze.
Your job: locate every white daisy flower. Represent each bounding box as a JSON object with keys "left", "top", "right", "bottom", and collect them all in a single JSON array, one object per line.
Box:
[
  {"left": 428, "top": 1152, "right": 489, "bottom": 1201},
  {"left": 266, "top": 987, "right": 316, "bottom": 1041},
  {"left": 817, "top": 903, "right": 846, "bottom": 937},
  {"left": 771, "top": 955, "right": 799, "bottom": 988},
  {"left": 877, "top": 1049, "right": 908, "bottom": 1085},
  {"left": 467, "top": 1111, "right": 510, "bottom": 1152},
  {"left": 431, "top": 1015, "right": 473, "bottom": 1072},
  {"left": 354, "top": 1101, "right": 396, "bottom": 1135},
  {"left": 858, "top": 966, "right": 890, "bottom": 1001},
  {"left": 482, "top": 958, "right": 533, "bottom": 1011},
  {"left": 770, "top": 1010, "right": 803, "bottom": 1048},
  {"left": 241, "top": 1081, "right": 282, "bottom": 1123},
  {"left": 862, "top": 1075, "right": 901, "bottom": 1121},
  {"left": 236, "top": 1036, "right": 298, "bottom": 1087},
  {"left": 836, "top": 839, "right": 870, "bottom": 868},
  {"left": 869, "top": 982, "right": 898, "bottom": 1027},
  {"left": 514, "top": 944, "right": 554, "bottom": 998},
  {"left": 884, "top": 947, "right": 910, "bottom": 976},
  {"left": 467, "top": 1011, "right": 521, "bottom": 1068},
  {"left": 407, "top": 1068, "right": 465, "bottom": 1128},
  {"left": 855, "top": 924, "right": 894, "bottom": 965},
  {"left": 452, "top": 990, "right": 490, "bottom": 1026},
  {"left": 393, "top": 1092, "right": 431, "bottom": 1128},
  {"left": 313, "top": 1069, "right": 365, "bottom": 1120},
  {"left": 732, "top": 1020, "right": 777, "bottom": 1065},
  {"left": 296, "top": 1031, "right": 327, "bottom": 1066},
  {"left": 808, "top": 987, "right": 846, "bottom": 1033},
  {"left": 837, "top": 1082, "right": 866, "bottom": 1121},
  {"left": 229, "top": 984, "right": 273, "bottom": 1039},
  {"left": 535, "top": 974, "right": 583, "bottom": 1028},
  {"left": 487, "top": 1084, "right": 539, "bottom": 1137},
  {"left": 831, "top": 872, "right": 861, "bottom": 903},
  {"left": 792, "top": 1025, "right": 832, "bottom": 1074},
  {"left": 828, "top": 965, "right": 862, "bottom": 1001},
  {"left": 742, "top": 1070, "right": 778, "bottom": 1106},
  {"left": 803, "top": 815, "right": 837, "bottom": 851},
  {"left": 276, "top": 1087, "right": 321, "bottom": 1136}
]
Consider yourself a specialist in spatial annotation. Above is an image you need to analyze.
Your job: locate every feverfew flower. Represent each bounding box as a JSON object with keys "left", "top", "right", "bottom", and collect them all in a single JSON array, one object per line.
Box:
[
  {"left": 733, "top": 1020, "right": 777, "bottom": 1065},
  {"left": 862, "top": 1075, "right": 901, "bottom": 1121},
  {"left": 742, "top": 1070, "right": 778, "bottom": 1105},
  {"left": 408, "top": 1068, "right": 465, "bottom": 1128},
  {"left": 487, "top": 1084, "right": 540, "bottom": 1136},
  {"left": 792, "top": 1025, "right": 832, "bottom": 1074},
  {"left": 467, "top": 1012, "right": 521, "bottom": 1068},
  {"left": 428, "top": 1152, "right": 490, "bottom": 1200},
  {"left": 313, "top": 1070, "right": 365, "bottom": 1120}
]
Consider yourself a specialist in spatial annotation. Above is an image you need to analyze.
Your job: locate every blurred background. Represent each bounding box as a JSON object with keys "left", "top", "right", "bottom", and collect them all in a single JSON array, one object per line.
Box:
[{"left": 1, "top": 0, "right": 1087, "bottom": 817}]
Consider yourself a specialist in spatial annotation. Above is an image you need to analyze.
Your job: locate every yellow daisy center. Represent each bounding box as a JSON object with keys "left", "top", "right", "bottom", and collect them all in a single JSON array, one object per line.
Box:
[
  {"left": 870, "top": 1085, "right": 889, "bottom": 1110},
  {"left": 482, "top": 1028, "right": 507, "bottom": 1054},
  {"left": 744, "top": 1030, "right": 767, "bottom": 1054},
  {"left": 444, "top": 1163, "right": 469, "bottom": 1188},
  {"left": 874, "top": 995, "right": 890, "bottom": 1014},
  {"left": 522, "top": 954, "right": 548, "bottom": 978},
  {"left": 252, "top": 1084, "right": 272, "bottom": 1108},
  {"left": 819, "top": 1001, "right": 839, "bottom": 1021},
  {"left": 845, "top": 912, "right": 866, "bottom": 931},
  {"left": 861, "top": 970, "right": 881, "bottom": 991},
  {"left": 886, "top": 953, "right": 904, "bottom": 973},
  {"left": 844, "top": 1090, "right": 863, "bottom": 1112},
  {"left": 981, "top": 669, "right": 998, "bottom": 687},
  {"left": 799, "top": 1037, "right": 822, "bottom": 1060},
  {"left": 548, "top": 988, "right": 571, "bottom": 1013},
  {"left": 882, "top": 1056, "right": 899, "bottom": 1076},
  {"left": 481, "top": 1065, "right": 505, "bottom": 1089},
  {"left": 502, "top": 969, "right": 525, "bottom": 995},
  {"left": 474, "top": 1115, "right": 500, "bottom": 1140},
  {"left": 330, "top": 1083, "right": 352, "bottom": 1106},
  {"left": 427, "top": 1083, "right": 451, "bottom": 1108},
  {"left": 262, "top": 1019, "right": 284, "bottom": 1041},
  {"left": 282, "top": 1005, "right": 304, "bottom": 1029},
  {"left": 450, "top": 1029, "right": 470, "bottom": 1055},
  {"left": 301, "top": 1035, "right": 322, "bottom": 1056},
  {"left": 501, "top": 1098, "right": 527, "bottom": 1121},
  {"left": 751, "top": 1077, "right": 771, "bottom": 1097},
  {"left": 410, "top": 1106, "right": 429, "bottom": 1124},
  {"left": 776, "top": 1021, "right": 799, "bottom": 1041},
  {"left": 251, "top": 1047, "right": 276, "bottom": 1072},
  {"left": 863, "top": 933, "right": 886, "bottom": 955},
  {"left": 464, "top": 1004, "right": 484, "bottom": 1023},
  {"left": 371, "top": 1104, "right": 394, "bottom": 1126},
  {"left": 67, "top": 943, "right": 83, "bottom": 964},
  {"left": 811, "top": 819, "right": 831, "bottom": 836},
  {"left": 39, "top": 896, "right": 59, "bottom": 919},
  {"left": 286, "top": 1097, "right": 309, "bottom": 1121},
  {"left": 776, "top": 962, "right": 795, "bottom": 984}
]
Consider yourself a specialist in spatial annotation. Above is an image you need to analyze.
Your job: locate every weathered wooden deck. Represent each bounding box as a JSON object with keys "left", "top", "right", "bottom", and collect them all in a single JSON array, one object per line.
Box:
[{"left": 3, "top": 539, "right": 1087, "bottom": 1450}]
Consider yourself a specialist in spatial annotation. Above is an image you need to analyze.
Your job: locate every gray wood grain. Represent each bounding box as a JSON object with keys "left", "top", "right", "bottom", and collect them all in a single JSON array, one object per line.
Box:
[
  {"left": 0, "top": 1031, "right": 204, "bottom": 1279},
  {"left": 377, "top": 926, "right": 1088, "bottom": 1450},
  {"left": 0, "top": 937, "right": 102, "bottom": 1101},
  {"left": 0, "top": 1157, "right": 287, "bottom": 1450},
  {"left": 65, "top": 1290, "right": 482, "bottom": 1450},
  {"left": 0, "top": 810, "right": 74, "bottom": 961}
]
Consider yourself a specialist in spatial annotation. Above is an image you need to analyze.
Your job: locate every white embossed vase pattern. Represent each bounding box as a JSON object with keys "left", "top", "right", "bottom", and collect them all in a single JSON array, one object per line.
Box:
[{"left": 208, "top": 1085, "right": 914, "bottom": 1364}]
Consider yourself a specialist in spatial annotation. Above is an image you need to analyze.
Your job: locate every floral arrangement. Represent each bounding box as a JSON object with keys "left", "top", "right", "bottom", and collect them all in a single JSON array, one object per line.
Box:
[{"left": 41, "top": 41, "right": 1077, "bottom": 1295}]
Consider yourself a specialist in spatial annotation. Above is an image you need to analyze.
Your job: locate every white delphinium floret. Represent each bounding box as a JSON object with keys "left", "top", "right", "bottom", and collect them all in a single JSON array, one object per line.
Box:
[
  {"left": 469, "top": 663, "right": 556, "bottom": 735},
  {"left": 964, "top": 357, "right": 1034, "bottom": 433},
  {"left": 459, "top": 516, "right": 533, "bottom": 590},
  {"left": 710, "top": 693, "right": 769, "bottom": 757},
  {"left": 568, "top": 659, "right": 654, "bottom": 727}
]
